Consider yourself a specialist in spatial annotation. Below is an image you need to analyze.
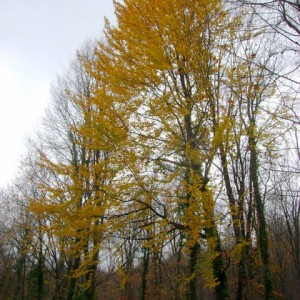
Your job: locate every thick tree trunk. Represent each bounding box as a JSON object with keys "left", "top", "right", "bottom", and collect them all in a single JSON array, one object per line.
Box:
[
  {"left": 67, "top": 255, "right": 81, "bottom": 300},
  {"left": 83, "top": 241, "right": 100, "bottom": 300},
  {"left": 236, "top": 247, "right": 252, "bottom": 300},
  {"left": 206, "top": 226, "right": 229, "bottom": 300},
  {"left": 84, "top": 264, "right": 97, "bottom": 300},
  {"left": 188, "top": 243, "right": 200, "bottom": 300}
]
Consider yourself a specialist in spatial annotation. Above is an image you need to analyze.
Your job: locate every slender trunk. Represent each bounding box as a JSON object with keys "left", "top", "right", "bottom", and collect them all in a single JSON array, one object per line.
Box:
[
  {"left": 36, "top": 248, "right": 44, "bottom": 300},
  {"left": 14, "top": 230, "right": 29, "bottom": 300},
  {"left": 151, "top": 251, "right": 163, "bottom": 299},
  {"left": 36, "top": 229, "right": 44, "bottom": 300},
  {"left": 249, "top": 136, "right": 273, "bottom": 299},
  {"left": 175, "top": 241, "right": 183, "bottom": 300},
  {"left": 14, "top": 254, "right": 26, "bottom": 300},
  {"left": 219, "top": 143, "right": 252, "bottom": 299},
  {"left": 181, "top": 71, "right": 229, "bottom": 299},
  {"left": 83, "top": 150, "right": 104, "bottom": 300},
  {"left": 141, "top": 247, "right": 150, "bottom": 300},
  {"left": 53, "top": 256, "right": 66, "bottom": 300}
]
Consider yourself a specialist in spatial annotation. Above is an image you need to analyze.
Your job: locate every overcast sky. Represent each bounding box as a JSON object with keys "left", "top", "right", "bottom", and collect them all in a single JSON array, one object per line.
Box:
[{"left": 0, "top": 0, "right": 115, "bottom": 187}]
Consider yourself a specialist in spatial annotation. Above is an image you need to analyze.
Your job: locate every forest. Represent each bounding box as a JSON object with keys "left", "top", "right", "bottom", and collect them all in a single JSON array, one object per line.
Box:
[{"left": 0, "top": 0, "right": 299, "bottom": 299}]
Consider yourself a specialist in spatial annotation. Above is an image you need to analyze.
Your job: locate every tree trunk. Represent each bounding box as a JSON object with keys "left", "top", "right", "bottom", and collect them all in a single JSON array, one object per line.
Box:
[
  {"left": 141, "top": 247, "right": 150, "bottom": 300},
  {"left": 67, "top": 255, "right": 81, "bottom": 300},
  {"left": 249, "top": 136, "right": 273, "bottom": 299},
  {"left": 188, "top": 243, "right": 199, "bottom": 300},
  {"left": 207, "top": 226, "right": 229, "bottom": 300},
  {"left": 219, "top": 143, "right": 252, "bottom": 299}
]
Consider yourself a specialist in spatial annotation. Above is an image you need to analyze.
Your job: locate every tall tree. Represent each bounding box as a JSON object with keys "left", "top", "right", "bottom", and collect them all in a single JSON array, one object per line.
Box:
[
  {"left": 87, "top": 0, "right": 252, "bottom": 298},
  {"left": 29, "top": 43, "right": 119, "bottom": 300}
]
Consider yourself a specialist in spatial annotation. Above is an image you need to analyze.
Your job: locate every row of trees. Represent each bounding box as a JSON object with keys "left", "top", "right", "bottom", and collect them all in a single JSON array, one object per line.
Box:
[{"left": 0, "top": 0, "right": 299, "bottom": 299}]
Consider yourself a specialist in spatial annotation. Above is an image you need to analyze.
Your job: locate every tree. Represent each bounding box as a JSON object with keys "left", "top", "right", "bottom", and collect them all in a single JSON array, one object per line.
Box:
[
  {"left": 87, "top": 0, "right": 252, "bottom": 298},
  {"left": 28, "top": 42, "right": 119, "bottom": 300}
]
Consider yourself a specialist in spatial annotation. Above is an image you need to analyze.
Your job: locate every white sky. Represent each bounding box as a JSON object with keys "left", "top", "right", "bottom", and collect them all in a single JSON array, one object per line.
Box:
[{"left": 0, "top": 0, "right": 115, "bottom": 187}]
